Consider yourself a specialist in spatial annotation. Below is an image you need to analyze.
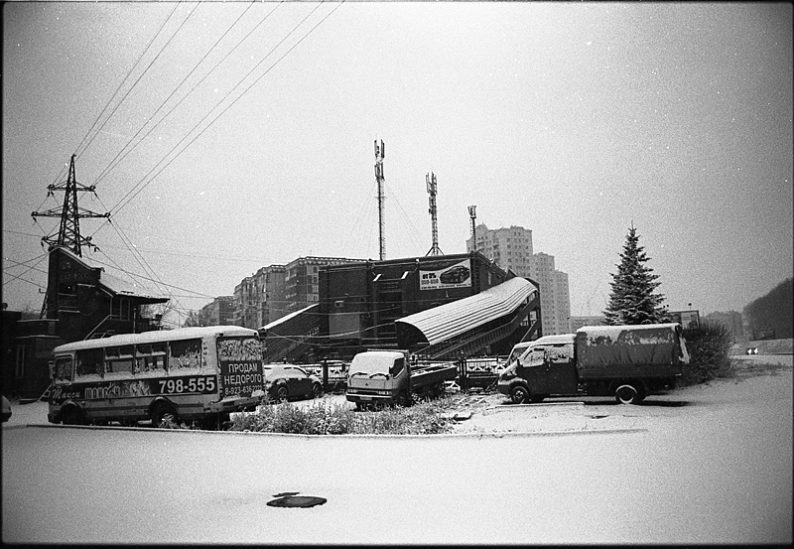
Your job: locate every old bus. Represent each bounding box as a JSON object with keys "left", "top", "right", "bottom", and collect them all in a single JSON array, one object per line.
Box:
[{"left": 47, "top": 326, "right": 266, "bottom": 428}]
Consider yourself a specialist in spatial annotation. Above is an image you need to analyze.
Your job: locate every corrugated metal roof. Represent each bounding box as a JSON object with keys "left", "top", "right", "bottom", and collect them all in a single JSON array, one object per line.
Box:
[{"left": 395, "top": 277, "right": 538, "bottom": 346}]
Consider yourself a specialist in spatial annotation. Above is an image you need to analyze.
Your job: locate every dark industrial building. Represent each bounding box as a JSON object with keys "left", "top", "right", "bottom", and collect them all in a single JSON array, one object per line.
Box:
[
  {"left": 2, "top": 247, "right": 168, "bottom": 399},
  {"left": 261, "top": 251, "right": 542, "bottom": 362}
]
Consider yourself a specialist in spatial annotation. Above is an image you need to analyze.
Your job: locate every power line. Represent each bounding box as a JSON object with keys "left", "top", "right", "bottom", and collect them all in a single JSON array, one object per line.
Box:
[
  {"left": 111, "top": 0, "right": 343, "bottom": 216},
  {"left": 104, "top": 0, "right": 290, "bottom": 213},
  {"left": 86, "top": 253, "right": 217, "bottom": 299},
  {"left": 93, "top": 1, "right": 260, "bottom": 187},
  {"left": 76, "top": 2, "right": 198, "bottom": 160}
]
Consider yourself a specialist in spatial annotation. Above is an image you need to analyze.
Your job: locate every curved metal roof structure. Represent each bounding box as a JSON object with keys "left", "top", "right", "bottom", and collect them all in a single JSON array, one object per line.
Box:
[{"left": 395, "top": 277, "right": 538, "bottom": 346}]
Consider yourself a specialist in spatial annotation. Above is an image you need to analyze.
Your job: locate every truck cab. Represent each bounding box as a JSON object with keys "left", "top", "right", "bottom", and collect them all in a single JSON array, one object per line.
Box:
[
  {"left": 346, "top": 350, "right": 411, "bottom": 409},
  {"left": 497, "top": 334, "right": 577, "bottom": 404}
]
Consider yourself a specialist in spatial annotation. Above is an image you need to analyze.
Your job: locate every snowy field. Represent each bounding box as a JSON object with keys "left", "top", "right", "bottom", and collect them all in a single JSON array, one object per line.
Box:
[{"left": 2, "top": 355, "right": 791, "bottom": 544}]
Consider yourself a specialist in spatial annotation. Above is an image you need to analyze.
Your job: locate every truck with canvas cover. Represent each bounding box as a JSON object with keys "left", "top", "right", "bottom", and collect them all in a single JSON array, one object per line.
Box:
[
  {"left": 345, "top": 350, "right": 457, "bottom": 410},
  {"left": 497, "top": 323, "right": 689, "bottom": 404}
]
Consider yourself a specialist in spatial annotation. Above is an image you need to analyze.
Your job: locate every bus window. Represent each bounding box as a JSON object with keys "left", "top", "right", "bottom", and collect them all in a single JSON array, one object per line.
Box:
[
  {"left": 54, "top": 356, "right": 73, "bottom": 381},
  {"left": 169, "top": 338, "right": 202, "bottom": 370},
  {"left": 76, "top": 348, "right": 104, "bottom": 380},
  {"left": 105, "top": 345, "right": 134, "bottom": 377},
  {"left": 134, "top": 343, "right": 167, "bottom": 375}
]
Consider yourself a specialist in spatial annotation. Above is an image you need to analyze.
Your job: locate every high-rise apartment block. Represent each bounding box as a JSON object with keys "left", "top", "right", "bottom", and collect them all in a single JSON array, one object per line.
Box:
[
  {"left": 233, "top": 265, "right": 286, "bottom": 330},
  {"left": 284, "top": 256, "right": 364, "bottom": 314},
  {"left": 467, "top": 223, "right": 571, "bottom": 335}
]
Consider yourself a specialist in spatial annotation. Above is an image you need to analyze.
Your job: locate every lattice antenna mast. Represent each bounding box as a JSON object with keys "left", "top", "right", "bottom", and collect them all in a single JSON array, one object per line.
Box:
[
  {"left": 31, "top": 154, "right": 110, "bottom": 256},
  {"left": 425, "top": 172, "right": 443, "bottom": 256},
  {"left": 468, "top": 205, "right": 477, "bottom": 252},
  {"left": 374, "top": 140, "right": 386, "bottom": 260}
]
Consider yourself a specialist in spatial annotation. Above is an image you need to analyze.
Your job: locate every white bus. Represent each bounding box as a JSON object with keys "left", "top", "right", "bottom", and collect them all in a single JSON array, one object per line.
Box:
[{"left": 47, "top": 326, "right": 266, "bottom": 428}]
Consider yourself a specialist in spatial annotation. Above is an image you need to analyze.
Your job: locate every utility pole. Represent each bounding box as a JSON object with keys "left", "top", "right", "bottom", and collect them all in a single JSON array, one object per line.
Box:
[
  {"left": 425, "top": 172, "right": 443, "bottom": 256},
  {"left": 31, "top": 154, "right": 110, "bottom": 318},
  {"left": 31, "top": 154, "right": 110, "bottom": 257},
  {"left": 374, "top": 140, "right": 386, "bottom": 261},
  {"left": 468, "top": 205, "right": 477, "bottom": 252}
]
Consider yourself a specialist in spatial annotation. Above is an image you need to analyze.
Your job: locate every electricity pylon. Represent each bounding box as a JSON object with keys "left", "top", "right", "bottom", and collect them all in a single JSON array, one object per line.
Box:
[{"left": 31, "top": 154, "right": 110, "bottom": 257}]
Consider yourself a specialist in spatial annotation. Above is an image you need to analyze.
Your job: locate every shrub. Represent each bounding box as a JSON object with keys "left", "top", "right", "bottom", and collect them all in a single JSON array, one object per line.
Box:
[
  {"left": 680, "top": 320, "right": 733, "bottom": 385},
  {"left": 228, "top": 398, "right": 453, "bottom": 435}
]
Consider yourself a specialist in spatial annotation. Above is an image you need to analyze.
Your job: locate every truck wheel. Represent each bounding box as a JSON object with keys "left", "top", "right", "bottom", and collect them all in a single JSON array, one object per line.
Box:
[
  {"left": 615, "top": 384, "right": 643, "bottom": 405},
  {"left": 510, "top": 385, "right": 530, "bottom": 404}
]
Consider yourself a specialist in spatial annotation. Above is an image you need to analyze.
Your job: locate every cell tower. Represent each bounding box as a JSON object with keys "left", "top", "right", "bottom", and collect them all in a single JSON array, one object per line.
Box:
[
  {"left": 468, "top": 205, "right": 477, "bottom": 252},
  {"left": 31, "top": 154, "right": 110, "bottom": 256},
  {"left": 425, "top": 172, "right": 443, "bottom": 256},
  {"left": 374, "top": 140, "right": 386, "bottom": 260}
]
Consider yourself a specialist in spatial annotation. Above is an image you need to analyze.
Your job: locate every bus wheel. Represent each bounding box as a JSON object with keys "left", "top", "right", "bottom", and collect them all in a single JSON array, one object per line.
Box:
[
  {"left": 510, "top": 385, "right": 530, "bottom": 404},
  {"left": 615, "top": 384, "right": 643, "bottom": 405},
  {"left": 61, "top": 405, "right": 84, "bottom": 425},
  {"left": 150, "top": 401, "right": 175, "bottom": 427}
]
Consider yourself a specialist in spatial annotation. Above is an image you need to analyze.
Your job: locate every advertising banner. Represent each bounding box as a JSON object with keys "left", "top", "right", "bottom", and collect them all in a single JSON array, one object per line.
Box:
[
  {"left": 217, "top": 337, "right": 264, "bottom": 398},
  {"left": 419, "top": 259, "right": 472, "bottom": 291}
]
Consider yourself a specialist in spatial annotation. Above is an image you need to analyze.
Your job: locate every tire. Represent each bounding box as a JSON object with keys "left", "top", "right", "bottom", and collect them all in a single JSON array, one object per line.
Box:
[
  {"left": 510, "top": 384, "right": 530, "bottom": 404},
  {"left": 150, "top": 401, "right": 176, "bottom": 428},
  {"left": 311, "top": 383, "right": 323, "bottom": 399},
  {"left": 276, "top": 385, "right": 289, "bottom": 402},
  {"left": 61, "top": 405, "right": 84, "bottom": 426},
  {"left": 615, "top": 384, "right": 643, "bottom": 405},
  {"left": 393, "top": 391, "right": 408, "bottom": 407}
]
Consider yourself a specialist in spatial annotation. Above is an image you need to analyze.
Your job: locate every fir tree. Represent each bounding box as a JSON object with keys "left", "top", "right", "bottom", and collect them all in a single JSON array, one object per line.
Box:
[{"left": 603, "top": 225, "right": 668, "bottom": 325}]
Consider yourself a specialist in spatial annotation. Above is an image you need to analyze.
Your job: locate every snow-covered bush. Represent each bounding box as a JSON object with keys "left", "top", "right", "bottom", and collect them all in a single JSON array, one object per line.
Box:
[{"left": 680, "top": 321, "right": 733, "bottom": 385}]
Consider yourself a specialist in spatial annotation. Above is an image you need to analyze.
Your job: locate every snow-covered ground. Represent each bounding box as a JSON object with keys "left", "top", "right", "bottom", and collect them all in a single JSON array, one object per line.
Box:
[{"left": 2, "top": 355, "right": 791, "bottom": 544}]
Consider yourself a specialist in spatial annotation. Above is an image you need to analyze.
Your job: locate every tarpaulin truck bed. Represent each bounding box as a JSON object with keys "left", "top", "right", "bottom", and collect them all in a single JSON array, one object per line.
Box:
[{"left": 574, "top": 323, "right": 687, "bottom": 380}]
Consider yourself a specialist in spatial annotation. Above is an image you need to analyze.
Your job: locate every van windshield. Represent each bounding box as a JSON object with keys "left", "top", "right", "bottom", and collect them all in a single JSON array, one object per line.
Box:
[{"left": 505, "top": 344, "right": 530, "bottom": 366}]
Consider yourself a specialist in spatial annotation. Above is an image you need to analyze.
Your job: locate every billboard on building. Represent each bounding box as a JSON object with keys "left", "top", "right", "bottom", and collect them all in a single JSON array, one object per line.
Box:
[{"left": 419, "top": 259, "right": 472, "bottom": 290}]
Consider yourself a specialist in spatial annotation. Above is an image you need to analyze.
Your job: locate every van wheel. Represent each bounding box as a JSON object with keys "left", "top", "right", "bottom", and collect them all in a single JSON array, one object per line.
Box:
[
  {"left": 510, "top": 384, "right": 530, "bottom": 404},
  {"left": 61, "top": 405, "right": 84, "bottom": 425},
  {"left": 150, "top": 401, "right": 176, "bottom": 427},
  {"left": 615, "top": 384, "right": 643, "bottom": 405}
]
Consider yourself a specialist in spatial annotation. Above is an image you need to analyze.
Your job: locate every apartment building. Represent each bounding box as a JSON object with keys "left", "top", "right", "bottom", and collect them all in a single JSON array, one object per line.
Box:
[
  {"left": 466, "top": 223, "right": 533, "bottom": 274},
  {"left": 199, "top": 296, "right": 236, "bottom": 326},
  {"left": 284, "top": 256, "right": 364, "bottom": 314},
  {"left": 231, "top": 266, "right": 287, "bottom": 330},
  {"left": 466, "top": 223, "right": 571, "bottom": 335}
]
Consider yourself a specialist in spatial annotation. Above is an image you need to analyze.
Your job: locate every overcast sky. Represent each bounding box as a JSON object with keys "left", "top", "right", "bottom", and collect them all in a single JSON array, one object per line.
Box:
[{"left": 3, "top": 1, "right": 792, "bottom": 325}]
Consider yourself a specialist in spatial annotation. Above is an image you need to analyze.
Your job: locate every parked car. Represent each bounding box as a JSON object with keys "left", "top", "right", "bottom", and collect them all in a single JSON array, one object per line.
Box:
[
  {"left": 1, "top": 395, "right": 11, "bottom": 423},
  {"left": 264, "top": 365, "right": 323, "bottom": 402}
]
